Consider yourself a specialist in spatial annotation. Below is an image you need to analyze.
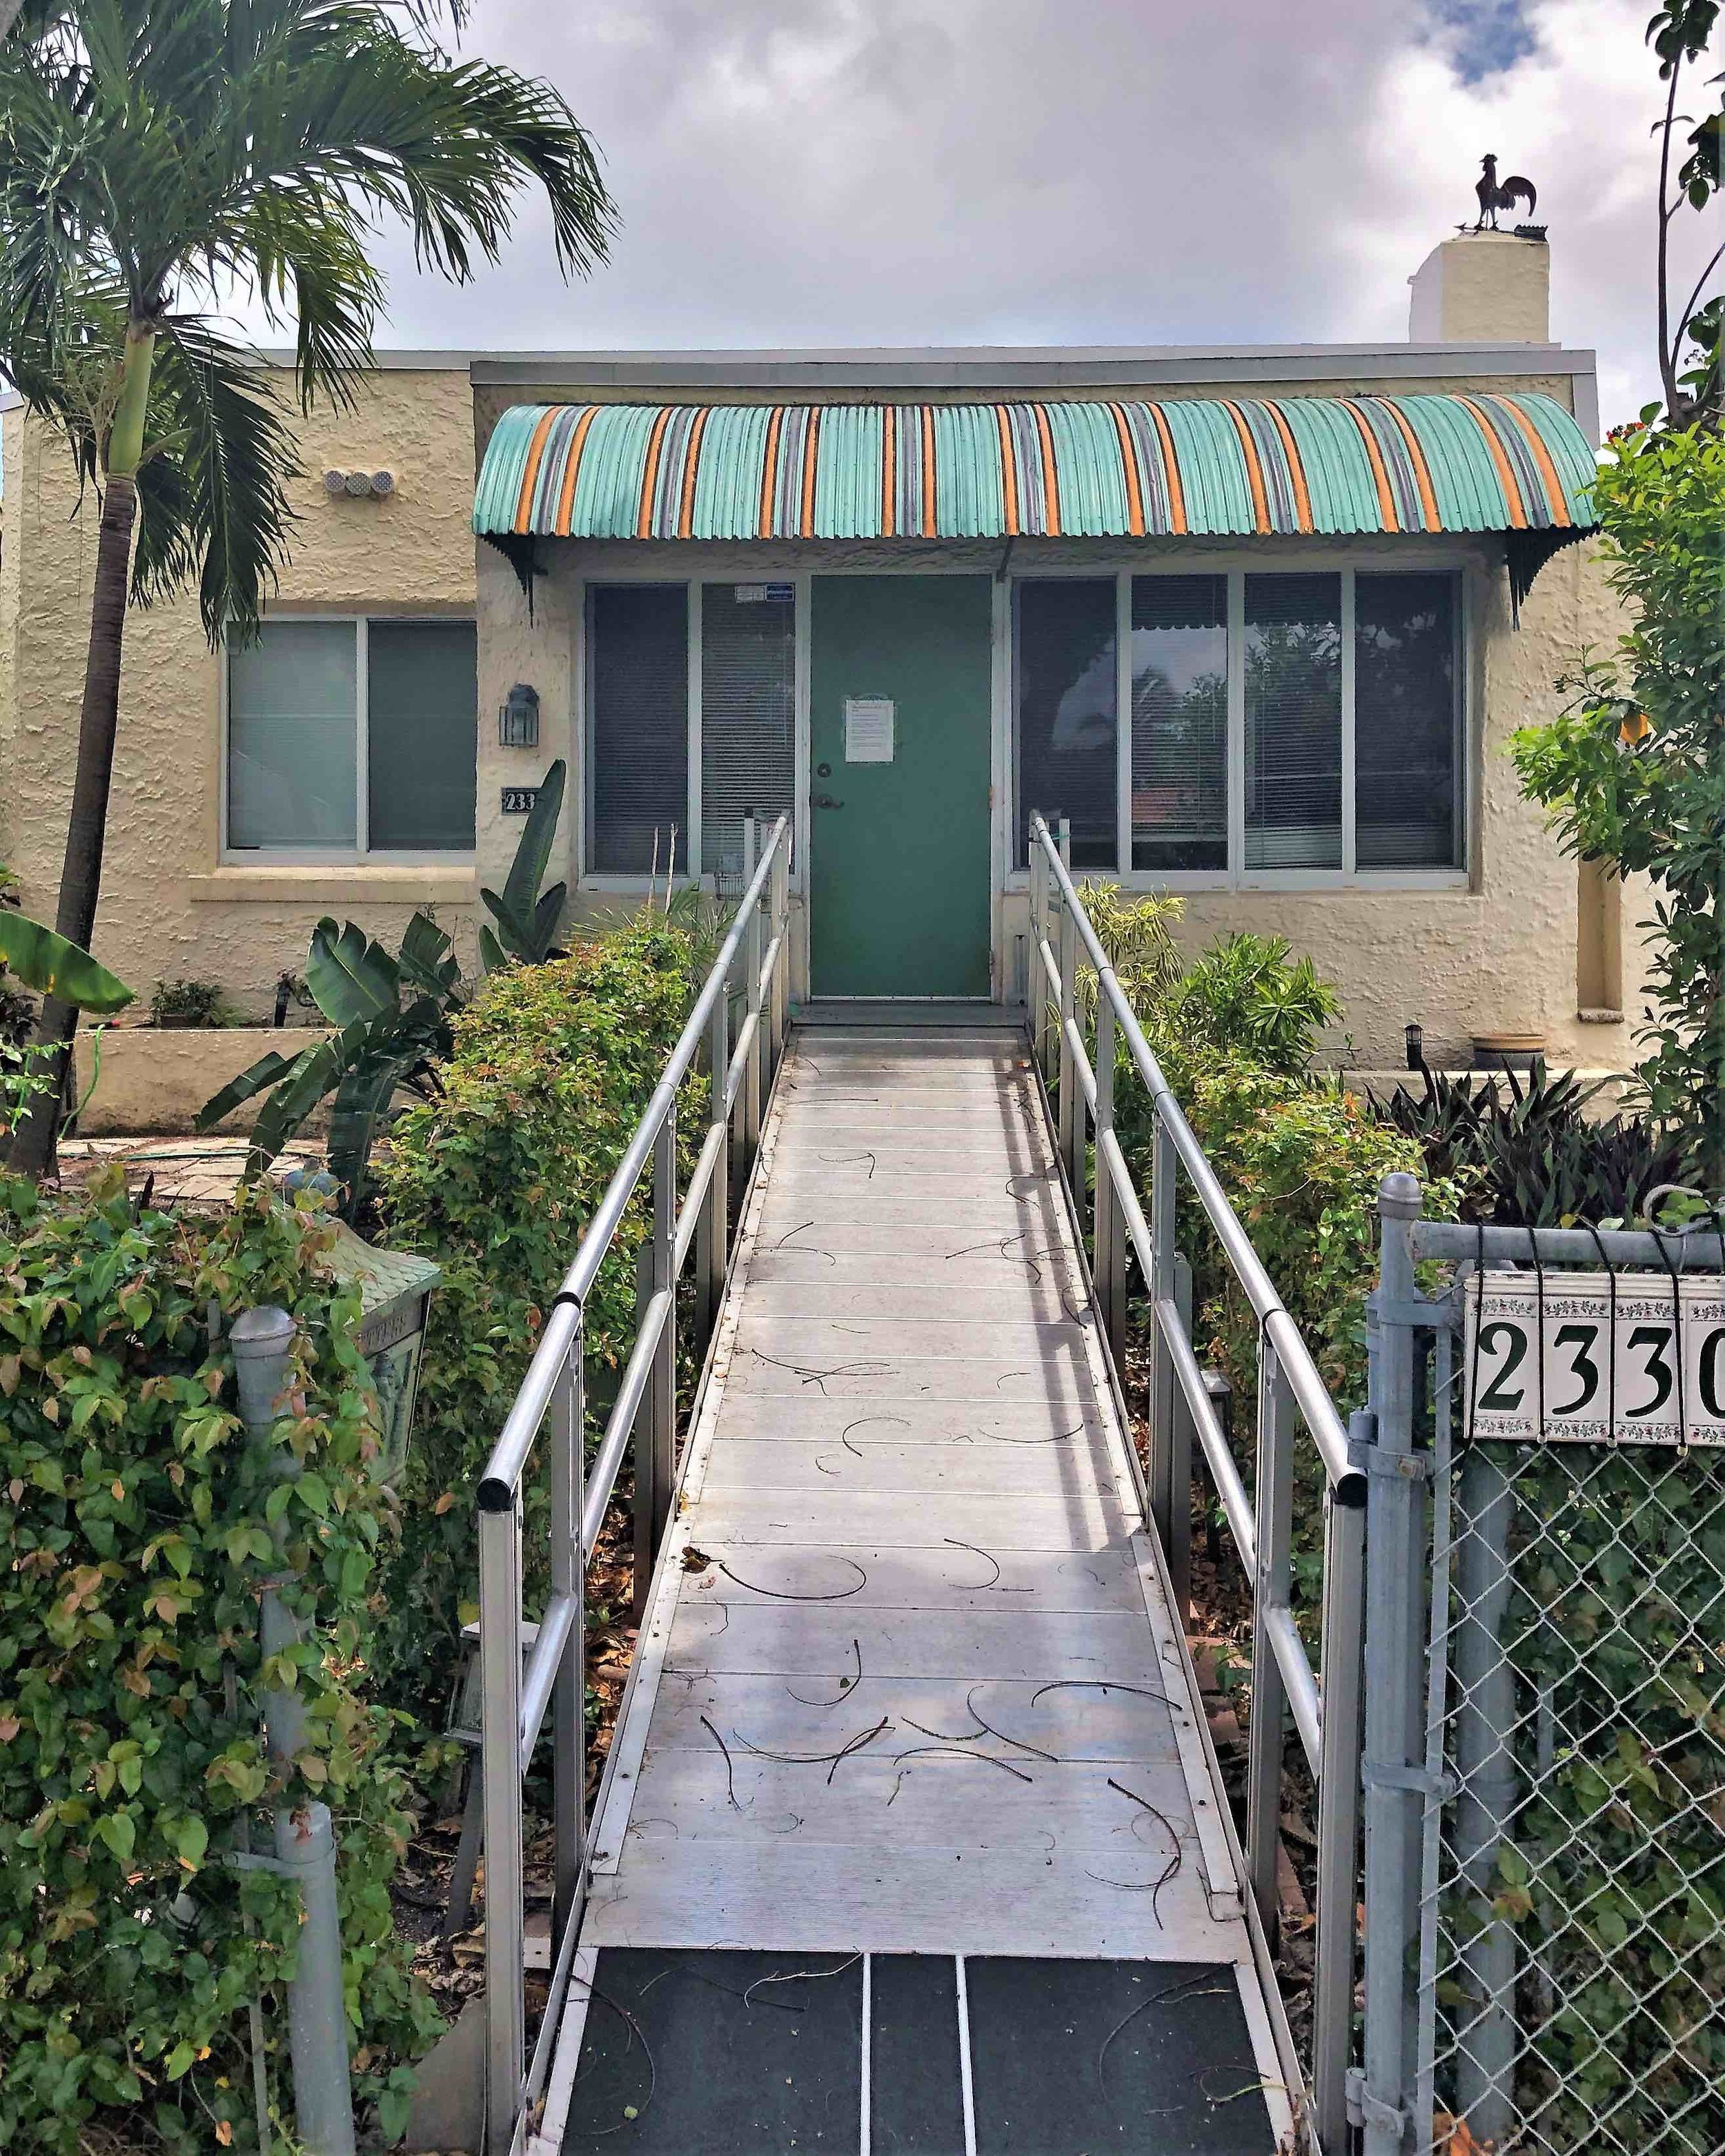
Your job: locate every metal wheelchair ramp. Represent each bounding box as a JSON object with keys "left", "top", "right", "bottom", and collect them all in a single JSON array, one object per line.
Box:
[{"left": 540, "top": 1027, "right": 1290, "bottom": 2153}]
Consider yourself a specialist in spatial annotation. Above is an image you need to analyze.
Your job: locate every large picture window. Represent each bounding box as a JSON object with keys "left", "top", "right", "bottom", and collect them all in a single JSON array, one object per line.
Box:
[
  {"left": 1013, "top": 566, "right": 1463, "bottom": 882},
  {"left": 586, "top": 580, "right": 798, "bottom": 882},
  {"left": 226, "top": 617, "right": 476, "bottom": 855}
]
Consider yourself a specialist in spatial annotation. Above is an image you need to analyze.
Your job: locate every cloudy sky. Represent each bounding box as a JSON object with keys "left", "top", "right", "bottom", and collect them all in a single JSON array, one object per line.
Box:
[{"left": 355, "top": 0, "right": 1711, "bottom": 431}]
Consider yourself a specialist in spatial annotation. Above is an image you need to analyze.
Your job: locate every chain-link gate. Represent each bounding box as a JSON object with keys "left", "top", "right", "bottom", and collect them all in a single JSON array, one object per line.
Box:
[{"left": 1357, "top": 1178, "right": 1725, "bottom": 2156}]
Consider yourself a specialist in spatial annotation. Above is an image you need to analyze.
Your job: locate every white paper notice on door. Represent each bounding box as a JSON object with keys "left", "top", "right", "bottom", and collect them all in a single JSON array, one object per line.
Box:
[{"left": 844, "top": 696, "right": 895, "bottom": 763}]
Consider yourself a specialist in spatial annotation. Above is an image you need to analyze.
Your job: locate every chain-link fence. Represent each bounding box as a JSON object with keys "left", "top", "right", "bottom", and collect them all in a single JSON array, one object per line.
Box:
[
  {"left": 1360, "top": 1196, "right": 1725, "bottom": 2156},
  {"left": 1418, "top": 1418, "right": 1725, "bottom": 2155}
]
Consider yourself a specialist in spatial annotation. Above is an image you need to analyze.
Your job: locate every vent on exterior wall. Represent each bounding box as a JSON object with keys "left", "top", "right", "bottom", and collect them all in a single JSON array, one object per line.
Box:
[{"left": 323, "top": 469, "right": 395, "bottom": 497}]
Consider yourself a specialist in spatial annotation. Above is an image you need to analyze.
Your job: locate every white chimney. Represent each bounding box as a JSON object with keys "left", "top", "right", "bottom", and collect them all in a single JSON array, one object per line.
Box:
[{"left": 1408, "top": 229, "right": 1550, "bottom": 342}]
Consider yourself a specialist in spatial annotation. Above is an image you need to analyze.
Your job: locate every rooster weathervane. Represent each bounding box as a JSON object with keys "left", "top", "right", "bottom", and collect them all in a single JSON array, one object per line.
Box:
[{"left": 1473, "top": 154, "right": 1537, "bottom": 230}]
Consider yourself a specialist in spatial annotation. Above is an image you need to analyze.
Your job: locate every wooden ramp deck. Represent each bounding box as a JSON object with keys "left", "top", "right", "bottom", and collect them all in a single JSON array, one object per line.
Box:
[{"left": 546, "top": 1025, "right": 1291, "bottom": 2155}]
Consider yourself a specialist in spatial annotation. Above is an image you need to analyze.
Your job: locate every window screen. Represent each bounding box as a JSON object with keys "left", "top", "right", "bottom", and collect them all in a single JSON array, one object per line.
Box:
[
  {"left": 1245, "top": 573, "right": 1341, "bottom": 871},
  {"left": 701, "top": 583, "right": 796, "bottom": 888},
  {"left": 1131, "top": 575, "right": 1228, "bottom": 873},
  {"left": 1014, "top": 579, "right": 1117, "bottom": 869},
  {"left": 228, "top": 620, "right": 357, "bottom": 849},
  {"left": 589, "top": 585, "right": 689, "bottom": 874},
  {"left": 1355, "top": 573, "right": 1460, "bottom": 869},
  {"left": 368, "top": 622, "right": 477, "bottom": 851}
]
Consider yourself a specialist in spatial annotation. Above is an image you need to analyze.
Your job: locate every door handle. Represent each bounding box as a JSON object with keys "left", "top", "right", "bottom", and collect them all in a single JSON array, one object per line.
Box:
[{"left": 812, "top": 793, "right": 845, "bottom": 810}]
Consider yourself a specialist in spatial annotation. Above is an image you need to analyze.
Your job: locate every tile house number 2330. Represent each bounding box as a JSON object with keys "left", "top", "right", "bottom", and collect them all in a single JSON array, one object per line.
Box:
[{"left": 1463, "top": 1270, "right": 1725, "bottom": 1445}]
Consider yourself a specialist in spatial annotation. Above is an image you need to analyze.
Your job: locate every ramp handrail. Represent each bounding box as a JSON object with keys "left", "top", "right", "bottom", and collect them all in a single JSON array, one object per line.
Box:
[
  {"left": 474, "top": 815, "right": 792, "bottom": 2156},
  {"left": 1028, "top": 811, "right": 1364, "bottom": 2155}
]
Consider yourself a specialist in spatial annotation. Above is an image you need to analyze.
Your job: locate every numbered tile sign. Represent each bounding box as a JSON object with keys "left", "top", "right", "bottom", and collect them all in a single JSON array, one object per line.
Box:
[{"left": 1463, "top": 1271, "right": 1725, "bottom": 1445}]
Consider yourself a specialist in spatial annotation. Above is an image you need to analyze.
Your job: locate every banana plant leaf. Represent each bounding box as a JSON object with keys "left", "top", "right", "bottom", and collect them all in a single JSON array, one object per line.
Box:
[
  {"left": 0, "top": 914, "right": 134, "bottom": 1013},
  {"left": 499, "top": 760, "right": 565, "bottom": 925},
  {"left": 306, "top": 917, "right": 401, "bottom": 1026},
  {"left": 477, "top": 923, "right": 509, "bottom": 974},
  {"left": 397, "top": 910, "right": 461, "bottom": 1002},
  {"left": 195, "top": 1047, "right": 306, "bottom": 1133}
]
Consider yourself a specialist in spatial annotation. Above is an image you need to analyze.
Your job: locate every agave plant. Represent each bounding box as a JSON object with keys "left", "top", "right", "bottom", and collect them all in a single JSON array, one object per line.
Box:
[{"left": 198, "top": 911, "right": 463, "bottom": 1220}]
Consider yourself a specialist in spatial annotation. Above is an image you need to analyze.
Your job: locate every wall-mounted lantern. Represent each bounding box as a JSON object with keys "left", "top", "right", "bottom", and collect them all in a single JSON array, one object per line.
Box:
[{"left": 499, "top": 682, "right": 540, "bottom": 749}]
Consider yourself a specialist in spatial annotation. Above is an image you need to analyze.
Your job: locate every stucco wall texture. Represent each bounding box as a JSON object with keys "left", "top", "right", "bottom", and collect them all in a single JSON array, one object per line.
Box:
[
  {"left": 1, "top": 368, "right": 482, "bottom": 1015},
  {"left": 2, "top": 359, "right": 1648, "bottom": 1078}
]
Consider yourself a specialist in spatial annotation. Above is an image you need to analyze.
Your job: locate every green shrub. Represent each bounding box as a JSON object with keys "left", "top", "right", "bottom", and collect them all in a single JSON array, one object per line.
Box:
[
  {"left": 369, "top": 911, "right": 708, "bottom": 1718},
  {"left": 1169, "top": 931, "right": 1340, "bottom": 1076},
  {"left": 0, "top": 1173, "right": 437, "bottom": 2155}
]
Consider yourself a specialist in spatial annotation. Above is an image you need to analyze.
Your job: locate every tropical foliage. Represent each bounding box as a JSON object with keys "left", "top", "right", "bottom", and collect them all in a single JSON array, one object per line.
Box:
[
  {"left": 0, "top": 0, "right": 614, "bottom": 1172},
  {"left": 0, "top": 1173, "right": 437, "bottom": 2153},
  {"left": 480, "top": 760, "right": 570, "bottom": 970}
]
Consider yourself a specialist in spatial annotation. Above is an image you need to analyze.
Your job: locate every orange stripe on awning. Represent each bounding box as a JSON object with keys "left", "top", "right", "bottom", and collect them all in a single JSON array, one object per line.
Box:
[
  {"left": 553, "top": 405, "right": 600, "bottom": 535},
  {"left": 920, "top": 408, "right": 936, "bottom": 539},
  {"left": 1032, "top": 402, "right": 1061, "bottom": 535},
  {"left": 676, "top": 406, "right": 709, "bottom": 539},
  {"left": 881, "top": 405, "right": 896, "bottom": 538},
  {"left": 1264, "top": 402, "right": 1314, "bottom": 533},
  {"left": 1485, "top": 396, "right": 1568, "bottom": 527},
  {"left": 1221, "top": 401, "right": 1271, "bottom": 534},
  {"left": 1377, "top": 399, "right": 1442, "bottom": 531},
  {"left": 1148, "top": 404, "right": 1187, "bottom": 534},
  {"left": 513, "top": 408, "right": 559, "bottom": 535},
  {"left": 799, "top": 406, "right": 821, "bottom": 537},
  {"left": 1338, "top": 399, "right": 1399, "bottom": 531},
  {"left": 996, "top": 405, "right": 1021, "bottom": 535},
  {"left": 1108, "top": 402, "right": 1145, "bottom": 537},
  {"left": 758, "top": 406, "right": 784, "bottom": 539},
  {"left": 636, "top": 406, "right": 673, "bottom": 540},
  {"left": 1457, "top": 397, "right": 1528, "bottom": 528}
]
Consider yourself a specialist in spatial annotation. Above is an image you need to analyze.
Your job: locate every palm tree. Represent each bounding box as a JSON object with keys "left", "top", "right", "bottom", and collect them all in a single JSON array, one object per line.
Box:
[{"left": 0, "top": 0, "right": 614, "bottom": 1173}]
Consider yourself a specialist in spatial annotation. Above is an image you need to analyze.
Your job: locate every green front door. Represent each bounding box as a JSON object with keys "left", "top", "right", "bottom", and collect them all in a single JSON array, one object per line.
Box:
[{"left": 808, "top": 575, "right": 993, "bottom": 998}]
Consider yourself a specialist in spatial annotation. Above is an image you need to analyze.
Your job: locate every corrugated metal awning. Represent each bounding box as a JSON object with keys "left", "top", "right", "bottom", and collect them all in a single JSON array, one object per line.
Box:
[{"left": 473, "top": 393, "right": 1597, "bottom": 544}]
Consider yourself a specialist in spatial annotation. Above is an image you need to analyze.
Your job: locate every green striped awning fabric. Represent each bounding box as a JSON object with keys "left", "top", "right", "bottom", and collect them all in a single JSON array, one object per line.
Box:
[{"left": 473, "top": 393, "right": 1597, "bottom": 544}]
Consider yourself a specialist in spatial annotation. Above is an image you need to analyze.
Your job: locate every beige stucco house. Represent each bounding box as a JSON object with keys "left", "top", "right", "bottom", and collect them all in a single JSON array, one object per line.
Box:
[{"left": 0, "top": 227, "right": 1640, "bottom": 1107}]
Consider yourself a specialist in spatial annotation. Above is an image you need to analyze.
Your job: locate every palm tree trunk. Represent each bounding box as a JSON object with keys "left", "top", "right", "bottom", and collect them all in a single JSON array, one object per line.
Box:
[{"left": 8, "top": 473, "right": 138, "bottom": 1176}]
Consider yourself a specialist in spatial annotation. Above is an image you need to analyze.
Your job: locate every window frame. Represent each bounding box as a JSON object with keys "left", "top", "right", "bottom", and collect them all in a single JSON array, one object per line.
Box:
[
  {"left": 578, "top": 573, "right": 809, "bottom": 894},
  {"left": 219, "top": 610, "right": 478, "bottom": 865},
  {"left": 1009, "top": 557, "right": 1471, "bottom": 891}
]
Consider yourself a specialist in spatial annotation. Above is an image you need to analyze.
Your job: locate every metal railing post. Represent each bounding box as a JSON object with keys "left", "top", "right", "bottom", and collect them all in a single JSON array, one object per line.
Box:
[
  {"left": 1247, "top": 1338, "right": 1294, "bottom": 1940},
  {"left": 1147, "top": 1116, "right": 1178, "bottom": 1550},
  {"left": 1360, "top": 1169, "right": 1426, "bottom": 2156},
  {"left": 1056, "top": 847, "right": 1081, "bottom": 1225},
  {"left": 633, "top": 1107, "right": 678, "bottom": 1620},
  {"left": 768, "top": 828, "right": 789, "bottom": 1076},
  {"left": 231, "top": 1307, "right": 356, "bottom": 2156},
  {"left": 1029, "top": 815, "right": 1049, "bottom": 1073},
  {"left": 698, "top": 977, "right": 730, "bottom": 1353},
  {"left": 743, "top": 814, "right": 762, "bottom": 1165},
  {"left": 549, "top": 1335, "right": 585, "bottom": 1948},
  {"left": 1313, "top": 1416, "right": 1368, "bottom": 2155},
  {"left": 477, "top": 1488, "right": 525, "bottom": 2156},
  {"left": 1169, "top": 1252, "right": 1195, "bottom": 1628},
  {"left": 1093, "top": 986, "right": 1124, "bottom": 1364}
]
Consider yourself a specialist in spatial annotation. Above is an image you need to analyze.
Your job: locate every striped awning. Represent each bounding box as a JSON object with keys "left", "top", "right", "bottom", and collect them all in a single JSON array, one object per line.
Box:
[{"left": 473, "top": 393, "right": 1597, "bottom": 544}]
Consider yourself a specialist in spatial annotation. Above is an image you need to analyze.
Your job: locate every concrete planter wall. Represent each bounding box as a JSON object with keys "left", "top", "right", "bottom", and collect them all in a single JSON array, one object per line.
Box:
[{"left": 72, "top": 1026, "right": 334, "bottom": 1136}]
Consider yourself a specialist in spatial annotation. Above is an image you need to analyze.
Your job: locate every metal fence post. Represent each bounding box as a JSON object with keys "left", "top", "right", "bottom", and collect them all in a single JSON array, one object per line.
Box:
[
  {"left": 549, "top": 1334, "right": 585, "bottom": 1949},
  {"left": 231, "top": 1307, "right": 356, "bottom": 2156},
  {"left": 1147, "top": 1117, "right": 1178, "bottom": 1550},
  {"left": 1450, "top": 1446, "right": 1518, "bottom": 2146},
  {"left": 1312, "top": 1414, "right": 1369, "bottom": 2155},
  {"left": 742, "top": 815, "right": 762, "bottom": 1165},
  {"left": 1093, "top": 987, "right": 1125, "bottom": 1365},
  {"left": 633, "top": 1107, "right": 677, "bottom": 1620},
  {"left": 1029, "top": 817, "right": 1049, "bottom": 1074},
  {"left": 768, "top": 828, "right": 789, "bottom": 1075},
  {"left": 1360, "top": 1170, "right": 1426, "bottom": 2156},
  {"left": 1246, "top": 1338, "right": 1294, "bottom": 1940},
  {"left": 698, "top": 978, "right": 730, "bottom": 1353},
  {"left": 477, "top": 1485, "right": 525, "bottom": 2156}
]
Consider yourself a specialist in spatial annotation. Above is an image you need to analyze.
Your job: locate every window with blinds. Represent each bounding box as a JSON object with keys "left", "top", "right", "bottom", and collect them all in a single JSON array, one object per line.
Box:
[
  {"left": 368, "top": 621, "right": 477, "bottom": 850},
  {"left": 1131, "top": 575, "right": 1228, "bottom": 873},
  {"left": 1014, "top": 578, "right": 1117, "bottom": 869},
  {"left": 1244, "top": 573, "right": 1342, "bottom": 871},
  {"left": 227, "top": 617, "right": 475, "bottom": 854},
  {"left": 588, "top": 584, "right": 689, "bottom": 875},
  {"left": 1355, "top": 572, "right": 1460, "bottom": 869},
  {"left": 701, "top": 583, "right": 796, "bottom": 891}
]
